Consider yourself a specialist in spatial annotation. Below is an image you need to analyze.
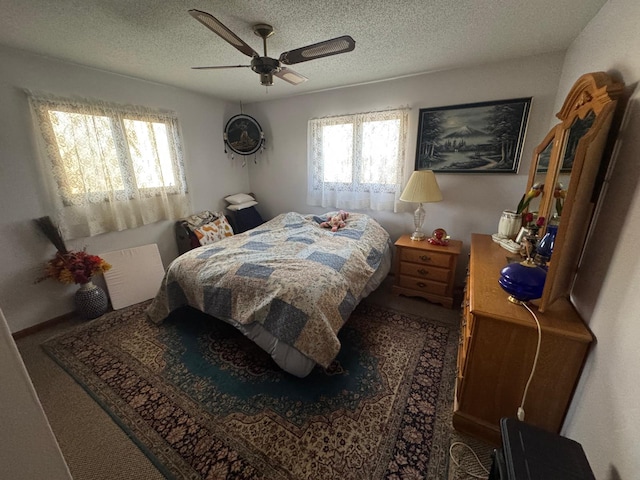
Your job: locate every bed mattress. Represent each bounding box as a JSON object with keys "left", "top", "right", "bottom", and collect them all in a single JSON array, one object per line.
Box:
[{"left": 147, "top": 211, "right": 392, "bottom": 377}]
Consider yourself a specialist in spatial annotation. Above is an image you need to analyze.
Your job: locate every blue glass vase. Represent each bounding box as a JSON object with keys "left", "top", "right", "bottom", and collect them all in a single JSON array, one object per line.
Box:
[
  {"left": 536, "top": 224, "right": 558, "bottom": 262},
  {"left": 498, "top": 259, "right": 547, "bottom": 304}
]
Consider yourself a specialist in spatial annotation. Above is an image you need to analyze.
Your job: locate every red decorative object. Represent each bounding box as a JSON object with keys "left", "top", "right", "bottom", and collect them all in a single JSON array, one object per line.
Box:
[{"left": 427, "top": 228, "right": 450, "bottom": 246}]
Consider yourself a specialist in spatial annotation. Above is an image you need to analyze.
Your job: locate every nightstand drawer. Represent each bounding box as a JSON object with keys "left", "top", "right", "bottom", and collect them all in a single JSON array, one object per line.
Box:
[
  {"left": 400, "top": 248, "right": 452, "bottom": 268},
  {"left": 397, "top": 275, "right": 448, "bottom": 296},
  {"left": 399, "top": 262, "right": 450, "bottom": 283}
]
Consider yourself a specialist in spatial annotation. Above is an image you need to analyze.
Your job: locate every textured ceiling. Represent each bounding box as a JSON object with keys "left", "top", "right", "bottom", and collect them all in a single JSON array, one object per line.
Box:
[{"left": 1, "top": 0, "right": 607, "bottom": 104}]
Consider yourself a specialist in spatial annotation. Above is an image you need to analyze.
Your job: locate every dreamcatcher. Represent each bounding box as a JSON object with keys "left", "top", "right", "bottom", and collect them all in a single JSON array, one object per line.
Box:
[{"left": 223, "top": 109, "right": 265, "bottom": 166}]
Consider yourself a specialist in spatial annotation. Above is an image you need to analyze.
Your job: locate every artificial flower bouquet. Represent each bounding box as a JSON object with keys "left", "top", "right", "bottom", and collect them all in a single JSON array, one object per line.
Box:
[
  {"left": 34, "top": 216, "right": 111, "bottom": 285},
  {"left": 522, "top": 212, "right": 546, "bottom": 233},
  {"left": 41, "top": 250, "right": 111, "bottom": 285}
]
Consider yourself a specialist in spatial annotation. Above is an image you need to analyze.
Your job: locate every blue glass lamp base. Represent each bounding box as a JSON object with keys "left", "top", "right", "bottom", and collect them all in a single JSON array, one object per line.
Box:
[{"left": 498, "top": 259, "right": 547, "bottom": 303}]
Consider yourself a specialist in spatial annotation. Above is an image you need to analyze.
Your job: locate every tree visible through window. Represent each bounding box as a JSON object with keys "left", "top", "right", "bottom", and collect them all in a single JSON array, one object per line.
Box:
[
  {"left": 307, "top": 109, "right": 408, "bottom": 211},
  {"left": 29, "top": 93, "right": 190, "bottom": 239}
]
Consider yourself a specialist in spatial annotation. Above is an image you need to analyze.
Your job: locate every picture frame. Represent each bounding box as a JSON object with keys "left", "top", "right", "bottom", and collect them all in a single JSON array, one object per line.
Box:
[
  {"left": 414, "top": 97, "right": 531, "bottom": 173},
  {"left": 224, "top": 114, "right": 265, "bottom": 156}
]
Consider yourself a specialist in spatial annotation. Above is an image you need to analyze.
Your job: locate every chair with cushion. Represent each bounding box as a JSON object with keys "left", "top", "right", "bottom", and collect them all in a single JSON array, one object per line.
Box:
[
  {"left": 175, "top": 195, "right": 265, "bottom": 255},
  {"left": 175, "top": 210, "right": 231, "bottom": 255}
]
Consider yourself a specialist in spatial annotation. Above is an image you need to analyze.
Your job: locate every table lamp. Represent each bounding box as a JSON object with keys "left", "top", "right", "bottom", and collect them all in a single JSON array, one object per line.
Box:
[{"left": 399, "top": 170, "right": 442, "bottom": 241}]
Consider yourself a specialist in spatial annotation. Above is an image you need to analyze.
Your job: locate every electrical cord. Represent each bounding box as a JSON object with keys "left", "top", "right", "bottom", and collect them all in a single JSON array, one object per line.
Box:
[
  {"left": 448, "top": 441, "right": 490, "bottom": 479},
  {"left": 517, "top": 302, "right": 542, "bottom": 421},
  {"left": 448, "top": 302, "right": 542, "bottom": 477}
]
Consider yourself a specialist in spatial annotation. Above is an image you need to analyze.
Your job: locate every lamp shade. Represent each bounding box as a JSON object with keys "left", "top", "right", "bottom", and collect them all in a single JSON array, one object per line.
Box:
[{"left": 400, "top": 170, "right": 443, "bottom": 203}]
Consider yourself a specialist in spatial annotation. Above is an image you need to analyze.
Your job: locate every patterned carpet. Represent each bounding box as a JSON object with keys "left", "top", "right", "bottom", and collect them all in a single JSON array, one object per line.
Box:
[{"left": 43, "top": 300, "right": 458, "bottom": 480}]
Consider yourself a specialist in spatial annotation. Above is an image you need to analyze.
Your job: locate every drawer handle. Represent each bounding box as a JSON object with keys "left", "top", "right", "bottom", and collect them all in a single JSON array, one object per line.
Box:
[
  {"left": 417, "top": 282, "right": 426, "bottom": 288},
  {"left": 417, "top": 268, "right": 429, "bottom": 276},
  {"left": 419, "top": 255, "right": 431, "bottom": 262}
]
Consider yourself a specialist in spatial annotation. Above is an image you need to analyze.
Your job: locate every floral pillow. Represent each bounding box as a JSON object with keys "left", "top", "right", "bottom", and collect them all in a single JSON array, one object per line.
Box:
[{"left": 193, "top": 217, "right": 234, "bottom": 245}]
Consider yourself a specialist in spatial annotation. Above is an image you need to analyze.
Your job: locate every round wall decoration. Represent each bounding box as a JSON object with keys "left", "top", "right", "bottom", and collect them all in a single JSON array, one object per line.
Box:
[{"left": 223, "top": 114, "right": 265, "bottom": 156}]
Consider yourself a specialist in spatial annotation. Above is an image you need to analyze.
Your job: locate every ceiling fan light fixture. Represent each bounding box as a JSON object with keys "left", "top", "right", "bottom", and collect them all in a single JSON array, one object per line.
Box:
[
  {"left": 277, "top": 70, "right": 308, "bottom": 85},
  {"left": 251, "top": 56, "right": 280, "bottom": 74},
  {"left": 259, "top": 72, "right": 274, "bottom": 86}
]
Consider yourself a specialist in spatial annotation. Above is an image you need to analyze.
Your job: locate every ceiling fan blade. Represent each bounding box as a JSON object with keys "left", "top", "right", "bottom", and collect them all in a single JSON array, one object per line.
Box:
[
  {"left": 188, "top": 9, "right": 258, "bottom": 58},
  {"left": 192, "top": 65, "right": 251, "bottom": 70},
  {"left": 274, "top": 67, "right": 308, "bottom": 85},
  {"left": 279, "top": 35, "right": 355, "bottom": 65}
]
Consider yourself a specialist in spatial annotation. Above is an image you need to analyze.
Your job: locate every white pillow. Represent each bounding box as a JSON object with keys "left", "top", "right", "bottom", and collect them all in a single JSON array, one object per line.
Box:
[
  {"left": 227, "top": 200, "right": 258, "bottom": 211},
  {"left": 225, "top": 193, "right": 255, "bottom": 205}
]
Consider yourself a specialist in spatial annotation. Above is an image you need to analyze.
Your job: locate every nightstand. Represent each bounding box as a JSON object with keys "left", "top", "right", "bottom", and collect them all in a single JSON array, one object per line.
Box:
[{"left": 391, "top": 234, "right": 462, "bottom": 308}]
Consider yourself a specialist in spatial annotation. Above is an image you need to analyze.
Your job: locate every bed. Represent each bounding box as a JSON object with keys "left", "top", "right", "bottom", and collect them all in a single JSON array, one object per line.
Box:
[{"left": 147, "top": 211, "right": 392, "bottom": 377}]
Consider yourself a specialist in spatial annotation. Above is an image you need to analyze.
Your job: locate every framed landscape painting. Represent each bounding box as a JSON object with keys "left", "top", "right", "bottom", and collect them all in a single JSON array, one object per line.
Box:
[{"left": 414, "top": 97, "right": 531, "bottom": 173}]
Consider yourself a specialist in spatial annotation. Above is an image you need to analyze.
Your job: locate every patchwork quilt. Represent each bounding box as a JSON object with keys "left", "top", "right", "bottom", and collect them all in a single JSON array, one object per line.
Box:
[{"left": 147, "top": 212, "right": 390, "bottom": 369}]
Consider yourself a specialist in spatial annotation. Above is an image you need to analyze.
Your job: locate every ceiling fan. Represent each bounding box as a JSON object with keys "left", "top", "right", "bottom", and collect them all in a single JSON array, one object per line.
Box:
[{"left": 188, "top": 9, "right": 356, "bottom": 87}]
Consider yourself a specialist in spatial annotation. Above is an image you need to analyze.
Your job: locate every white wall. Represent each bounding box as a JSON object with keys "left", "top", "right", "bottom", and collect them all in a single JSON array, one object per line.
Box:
[
  {"left": 0, "top": 45, "right": 249, "bottom": 332},
  {"left": 244, "top": 53, "right": 565, "bottom": 286},
  {"left": 0, "top": 307, "right": 72, "bottom": 480},
  {"left": 552, "top": 0, "right": 640, "bottom": 478}
]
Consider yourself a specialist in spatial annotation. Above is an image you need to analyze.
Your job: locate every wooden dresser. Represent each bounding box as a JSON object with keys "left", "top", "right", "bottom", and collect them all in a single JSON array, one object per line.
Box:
[
  {"left": 454, "top": 234, "right": 593, "bottom": 445},
  {"left": 392, "top": 235, "right": 462, "bottom": 308}
]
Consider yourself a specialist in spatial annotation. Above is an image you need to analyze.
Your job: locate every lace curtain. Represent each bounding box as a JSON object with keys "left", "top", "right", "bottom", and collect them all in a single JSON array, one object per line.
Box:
[
  {"left": 307, "top": 108, "right": 408, "bottom": 212},
  {"left": 28, "top": 92, "right": 190, "bottom": 239}
]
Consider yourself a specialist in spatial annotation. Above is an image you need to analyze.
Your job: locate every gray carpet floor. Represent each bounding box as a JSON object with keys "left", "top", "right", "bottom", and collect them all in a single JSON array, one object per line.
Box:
[{"left": 16, "top": 276, "right": 493, "bottom": 479}]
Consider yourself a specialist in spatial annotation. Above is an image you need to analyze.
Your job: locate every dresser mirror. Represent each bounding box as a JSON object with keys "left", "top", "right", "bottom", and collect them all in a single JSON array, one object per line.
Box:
[
  {"left": 525, "top": 128, "right": 556, "bottom": 217},
  {"left": 522, "top": 72, "right": 623, "bottom": 312}
]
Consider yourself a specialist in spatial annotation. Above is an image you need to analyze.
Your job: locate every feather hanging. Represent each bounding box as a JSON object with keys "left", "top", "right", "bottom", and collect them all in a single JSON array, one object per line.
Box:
[{"left": 34, "top": 216, "right": 68, "bottom": 254}]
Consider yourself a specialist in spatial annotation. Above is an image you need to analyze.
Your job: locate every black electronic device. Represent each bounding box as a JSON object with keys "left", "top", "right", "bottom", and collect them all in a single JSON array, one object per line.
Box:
[{"left": 488, "top": 418, "right": 595, "bottom": 480}]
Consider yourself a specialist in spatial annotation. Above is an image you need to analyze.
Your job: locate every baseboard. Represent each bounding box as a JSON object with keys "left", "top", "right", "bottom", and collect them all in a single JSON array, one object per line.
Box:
[{"left": 12, "top": 311, "right": 76, "bottom": 340}]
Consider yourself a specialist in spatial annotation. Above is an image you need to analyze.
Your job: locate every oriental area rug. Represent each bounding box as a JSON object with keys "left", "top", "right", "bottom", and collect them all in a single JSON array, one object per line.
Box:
[{"left": 43, "top": 300, "right": 458, "bottom": 480}]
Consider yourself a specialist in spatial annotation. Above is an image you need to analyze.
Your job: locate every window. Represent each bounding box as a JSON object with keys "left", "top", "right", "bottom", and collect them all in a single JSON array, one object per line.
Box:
[
  {"left": 307, "top": 109, "right": 408, "bottom": 211},
  {"left": 29, "top": 93, "right": 190, "bottom": 239}
]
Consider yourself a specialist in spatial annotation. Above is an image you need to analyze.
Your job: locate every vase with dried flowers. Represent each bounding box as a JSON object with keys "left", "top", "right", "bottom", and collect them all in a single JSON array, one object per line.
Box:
[{"left": 34, "top": 216, "right": 111, "bottom": 319}]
